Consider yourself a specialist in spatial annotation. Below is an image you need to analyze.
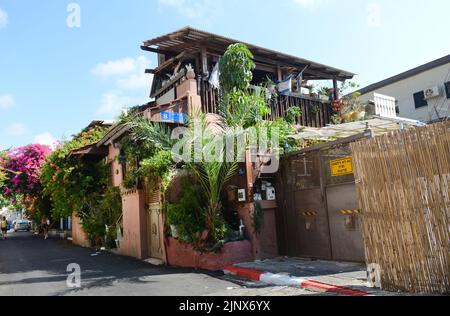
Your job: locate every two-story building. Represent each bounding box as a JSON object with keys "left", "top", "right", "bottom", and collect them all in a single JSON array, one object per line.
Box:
[
  {"left": 71, "top": 27, "right": 356, "bottom": 269},
  {"left": 358, "top": 54, "right": 450, "bottom": 123}
]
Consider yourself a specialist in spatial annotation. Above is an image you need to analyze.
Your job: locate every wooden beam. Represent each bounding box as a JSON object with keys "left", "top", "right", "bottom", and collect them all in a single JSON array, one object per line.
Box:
[
  {"left": 140, "top": 45, "right": 174, "bottom": 56},
  {"left": 201, "top": 46, "right": 208, "bottom": 76},
  {"left": 333, "top": 78, "right": 339, "bottom": 100},
  {"left": 153, "top": 51, "right": 186, "bottom": 75},
  {"left": 143, "top": 29, "right": 188, "bottom": 46},
  {"left": 277, "top": 65, "right": 283, "bottom": 81}
]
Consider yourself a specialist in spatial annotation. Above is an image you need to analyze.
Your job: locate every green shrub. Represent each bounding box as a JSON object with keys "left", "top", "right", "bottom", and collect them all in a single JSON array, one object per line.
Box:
[{"left": 166, "top": 182, "right": 205, "bottom": 244}]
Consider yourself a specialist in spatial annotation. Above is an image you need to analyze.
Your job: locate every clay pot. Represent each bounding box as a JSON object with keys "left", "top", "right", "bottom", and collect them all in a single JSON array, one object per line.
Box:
[{"left": 186, "top": 70, "right": 196, "bottom": 80}]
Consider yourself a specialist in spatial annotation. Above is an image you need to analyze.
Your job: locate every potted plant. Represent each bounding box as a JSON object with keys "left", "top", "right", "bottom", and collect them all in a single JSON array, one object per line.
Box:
[
  {"left": 185, "top": 64, "right": 196, "bottom": 80},
  {"left": 318, "top": 87, "right": 331, "bottom": 101},
  {"left": 306, "top": 84, "right": 316, "bottom": 98}
]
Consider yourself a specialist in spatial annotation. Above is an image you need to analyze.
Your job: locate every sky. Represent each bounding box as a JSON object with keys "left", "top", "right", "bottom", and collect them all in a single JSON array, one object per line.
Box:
[{"left": 0, "top": 0, "right": 449, "bottom": 150}]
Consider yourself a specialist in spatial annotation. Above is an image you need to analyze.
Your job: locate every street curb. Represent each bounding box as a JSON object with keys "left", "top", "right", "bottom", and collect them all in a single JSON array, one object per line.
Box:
[{"left": 224, "top": 265, "right": 370, "bottom": 296}]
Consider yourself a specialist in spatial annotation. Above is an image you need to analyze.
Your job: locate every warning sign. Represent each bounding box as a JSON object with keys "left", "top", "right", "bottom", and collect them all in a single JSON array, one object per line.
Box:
[{"left": 330, "top": 157, "right": 353, "bottom": 177}]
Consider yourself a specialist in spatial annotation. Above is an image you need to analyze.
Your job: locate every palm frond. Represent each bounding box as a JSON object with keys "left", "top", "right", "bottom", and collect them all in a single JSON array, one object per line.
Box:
[{"left": 126, "top": 117, "right": 173, "bottom": 151}]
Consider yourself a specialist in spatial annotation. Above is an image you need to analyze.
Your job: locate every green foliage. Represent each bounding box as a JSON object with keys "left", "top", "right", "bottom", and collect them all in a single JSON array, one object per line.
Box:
[
  {"left": 40, "top": 126, "right": 109, "bottom": 219},
  {"left": 286, "top": 107, "right": 302, "bottom": 124},
  {"left": 318, "top": 86, "right": 332, "bottom": 97},
  {"left": 219, "top": 43, "right": 255, "bottom": 93},
  {"left": 120, "top": 118, "right": 174, "bottom": 190},
  {"left": 264, "top": 119, "right": 299, "bottom": 154},
  {"left": 252, "top": 201, "right": 264, "bottom": 235},
  {"left": 139, "top": 150, "right": 173, "bottom": 191},
  {"left": 219, "top": 89, "right": 270, "bottom": 129},
  {"left": 166, "top": 181, "right": 205, "bottom": 245},
  {"left": 78, "top": 187, "right": 122, "bottom": 249}
]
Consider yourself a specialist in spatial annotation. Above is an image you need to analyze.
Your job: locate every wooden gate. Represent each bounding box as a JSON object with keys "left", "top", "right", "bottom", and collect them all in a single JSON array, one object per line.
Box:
[
  {"left": 145, "top": 182, "right": 165, "bottom": 261},
  {"left": 277, "top": 136, "right": 367, "bottom": 262}
]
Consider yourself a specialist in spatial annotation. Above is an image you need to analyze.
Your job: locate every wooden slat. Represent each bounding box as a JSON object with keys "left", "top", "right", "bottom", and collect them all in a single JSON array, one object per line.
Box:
[{"left": 351, "top": 121, "right": 450, "bottom": 294}]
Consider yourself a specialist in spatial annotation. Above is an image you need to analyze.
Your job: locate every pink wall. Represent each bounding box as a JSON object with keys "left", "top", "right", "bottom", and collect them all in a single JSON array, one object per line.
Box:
[
  {"left": 71, "top": 215, "right": 90, "bottom": 248},
  {"left": 166, "top": 237, "right": 254, "bottom": 271},
  {"left": 117, "top": 189, "right": 149, "bottom": 260}
]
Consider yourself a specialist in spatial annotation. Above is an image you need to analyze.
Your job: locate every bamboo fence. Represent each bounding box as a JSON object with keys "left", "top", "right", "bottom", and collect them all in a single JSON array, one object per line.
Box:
[{"left": 351, "top": 121, "right": 450, "bottom": 294}]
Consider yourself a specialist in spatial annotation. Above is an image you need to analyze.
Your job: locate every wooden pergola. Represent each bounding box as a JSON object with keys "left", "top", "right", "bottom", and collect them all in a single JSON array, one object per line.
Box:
[{"left": 141, "top": 26, "right": 355, "bottom": 99}]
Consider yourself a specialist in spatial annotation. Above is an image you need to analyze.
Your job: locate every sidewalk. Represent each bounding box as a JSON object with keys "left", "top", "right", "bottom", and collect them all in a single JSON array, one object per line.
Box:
[{"left": 224, "top": 257, "right": 397, "bottom": 296}]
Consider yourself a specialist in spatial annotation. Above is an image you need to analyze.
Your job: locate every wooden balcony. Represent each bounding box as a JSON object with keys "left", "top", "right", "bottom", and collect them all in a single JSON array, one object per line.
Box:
[
  {"left": 199, "top": 81, "right": 332, "bottom": 128},
  {"left": 268, "top": 94, "right": 332, "bottom": 128}
]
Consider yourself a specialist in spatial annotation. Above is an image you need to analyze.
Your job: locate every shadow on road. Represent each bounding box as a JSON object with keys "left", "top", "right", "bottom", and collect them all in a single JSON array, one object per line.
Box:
[{"left": 0, "top": 232, "right": 225, "bottom": 296}]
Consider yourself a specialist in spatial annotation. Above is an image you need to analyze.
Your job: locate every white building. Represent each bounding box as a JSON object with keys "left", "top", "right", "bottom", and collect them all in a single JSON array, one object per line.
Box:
[{"left": 358, "top": 55, "right": 450, "bottom": 123}]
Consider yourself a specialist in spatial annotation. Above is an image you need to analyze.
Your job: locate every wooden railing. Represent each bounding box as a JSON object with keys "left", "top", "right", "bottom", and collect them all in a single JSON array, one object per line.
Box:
[
  {"left": 199, "top": 80, "right": 332, "bottom": 128},
  {"left": 269, "top": 94, "right": 332, "bottom": 128}
]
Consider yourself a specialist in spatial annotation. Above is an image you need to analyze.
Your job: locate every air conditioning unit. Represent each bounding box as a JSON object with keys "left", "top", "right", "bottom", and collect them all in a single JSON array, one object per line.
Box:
[{"left": 423, "top": 86, "right": 441, "bottom": 100}]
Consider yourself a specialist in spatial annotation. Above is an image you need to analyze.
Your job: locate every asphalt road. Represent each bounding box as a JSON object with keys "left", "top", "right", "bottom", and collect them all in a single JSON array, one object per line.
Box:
[{"left": 0, "top": 232, "right": 318, "bottom": 296}]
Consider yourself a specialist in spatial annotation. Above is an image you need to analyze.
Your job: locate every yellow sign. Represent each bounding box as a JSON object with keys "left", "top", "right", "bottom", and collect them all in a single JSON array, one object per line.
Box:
[{"left": 330, "top": 157, "right": 353, "bottom": 177}]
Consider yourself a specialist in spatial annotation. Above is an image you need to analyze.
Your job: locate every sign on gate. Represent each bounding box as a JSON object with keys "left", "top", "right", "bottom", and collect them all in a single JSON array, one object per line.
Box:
[{"left": 330, "top": 157, "right": 353, "bottom": 177}]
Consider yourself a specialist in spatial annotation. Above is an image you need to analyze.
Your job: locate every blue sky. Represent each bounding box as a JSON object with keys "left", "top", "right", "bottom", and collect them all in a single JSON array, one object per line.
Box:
[{"left": 0, "top": 0, "right": 449, "bottom": 150}]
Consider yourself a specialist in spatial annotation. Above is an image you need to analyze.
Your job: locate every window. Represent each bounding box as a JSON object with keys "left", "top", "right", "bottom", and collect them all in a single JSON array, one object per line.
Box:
[
  {"left": 413, "top": 91, "right": 428, "bottom": 109},
  {"left": 445, "top": 81, "right": 450, "bottom": 99}
]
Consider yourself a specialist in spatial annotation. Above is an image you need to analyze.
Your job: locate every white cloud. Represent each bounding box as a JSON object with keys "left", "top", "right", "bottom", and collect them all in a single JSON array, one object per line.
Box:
[
  {"left": 116, "top": 56, "right": 152, "bottom": 90},
  {"left": 292, "top": 0, "right": 324, "bottom": 8},
  {"left": 0, "top": 95, "right": 14, "bottom": 110},
  {"left": 34, "top": 132, "right": 57, "bottom": 149},
  {"left": 92, "top": 56, "right": 153, "bottom": 117},
  {"left": 90, "top": 57, "right": 139, "bottom": 77},
  {"left": 158, "top": 0, "right": 219, "bottom": 19},
  {"left": 7, "top": 123, "right": 28, "bottom": 137},
  {"left": 97, "top": 93, "right": 136, "bottom": 117},
  {"left": 91, "top": 56, "right": 151, "bottom": 90},
  {"left": 0, "top": 8, "right": 8, "bottom": 29}
]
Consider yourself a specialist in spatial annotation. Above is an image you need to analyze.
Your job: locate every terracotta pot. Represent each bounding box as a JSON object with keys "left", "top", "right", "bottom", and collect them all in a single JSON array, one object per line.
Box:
[{"left": 186, "top": 70, "right": 196, "bottom": 80}]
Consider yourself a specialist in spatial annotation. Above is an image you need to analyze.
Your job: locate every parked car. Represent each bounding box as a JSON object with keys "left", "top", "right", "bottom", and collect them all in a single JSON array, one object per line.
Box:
[{"left": 14, "top": 220, "right": 31, "bottom": 232}]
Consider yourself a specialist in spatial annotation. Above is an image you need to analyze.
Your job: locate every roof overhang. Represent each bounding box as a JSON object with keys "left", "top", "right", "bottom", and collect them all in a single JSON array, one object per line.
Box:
[
  {"left": 142, "top": 26, "right": 355, "bottom": 81},
  {"left": 68, "top": 143, "right": 109, "bottom": 159}
]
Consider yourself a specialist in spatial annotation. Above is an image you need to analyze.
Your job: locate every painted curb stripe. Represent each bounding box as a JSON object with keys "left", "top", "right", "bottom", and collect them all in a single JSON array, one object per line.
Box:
[
  {"left": 224, "top": 266, "right": 369, "bottom": 297},
  {"left": 300, "top": 280, "right": 368, "bottom": 296},
  {"left": 224, "top": 266, "right": 264, "bottom": 281}
]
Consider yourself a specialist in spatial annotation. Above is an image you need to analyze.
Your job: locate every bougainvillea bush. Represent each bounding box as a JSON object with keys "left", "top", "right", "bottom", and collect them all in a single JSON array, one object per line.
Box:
[{"left": 2, "top": 144, "right": 52, "bottom": 197}]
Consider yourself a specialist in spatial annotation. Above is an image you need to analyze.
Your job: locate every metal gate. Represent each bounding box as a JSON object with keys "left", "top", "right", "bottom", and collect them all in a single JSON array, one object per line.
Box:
[{"left": 277, "top": 139, "right": 366, "bottom": 262}]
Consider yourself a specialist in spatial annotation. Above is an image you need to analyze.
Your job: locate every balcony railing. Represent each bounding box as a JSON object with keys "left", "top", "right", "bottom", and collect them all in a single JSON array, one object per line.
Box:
[{"left": 199, "top": 81, "right": 332, "bottom": 127}]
